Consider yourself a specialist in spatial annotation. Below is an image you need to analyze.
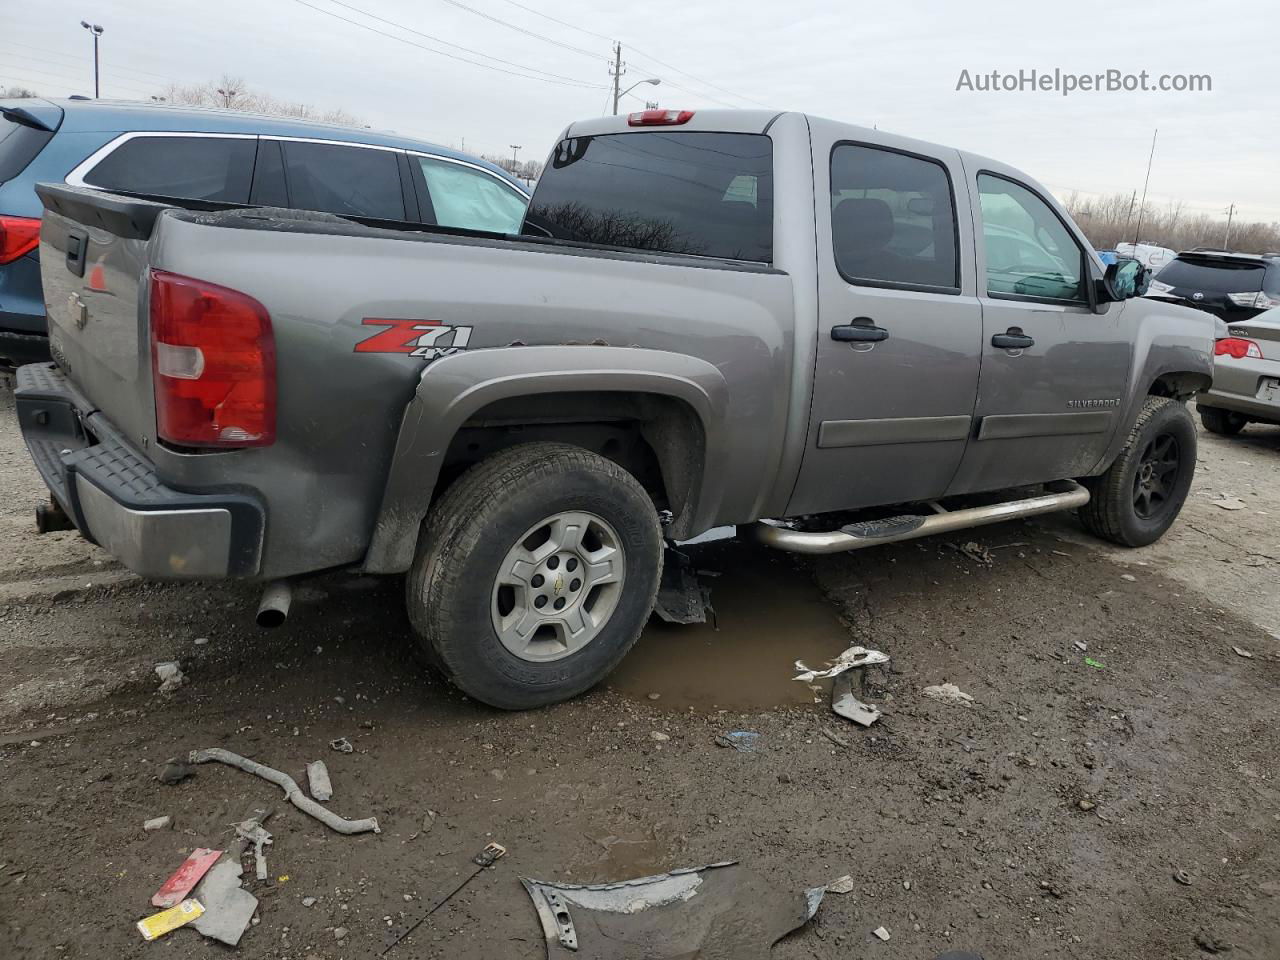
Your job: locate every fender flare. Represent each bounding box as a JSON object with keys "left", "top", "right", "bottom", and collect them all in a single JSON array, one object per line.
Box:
[{"left": 363, "top": 345, "right": 730, "bottom": 573}]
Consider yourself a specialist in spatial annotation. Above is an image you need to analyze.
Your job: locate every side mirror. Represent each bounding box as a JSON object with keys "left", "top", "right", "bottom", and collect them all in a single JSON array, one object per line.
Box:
[{"left": 1101, "top": 259, "right": 1147, "bottom": 302}]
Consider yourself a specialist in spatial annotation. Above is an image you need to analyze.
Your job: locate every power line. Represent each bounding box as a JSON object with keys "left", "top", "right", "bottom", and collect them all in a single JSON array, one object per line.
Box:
[
  {"left": 0, "top": 49, "right": 164, "bottom": 93},
  {"left": 0, "top": 39, "right": 176, "bottom": 82},
  {"left": 315, "top": 0, "right": 599, "bottom": 85},
  {"left": 290, "top": 0, "right": 605, "bottom": 88},
  {"left": 0, "top": 61, "right": 156, "bottom": 97},
  {"left": 432, "top": 0, "right": 605, "bottom": 61},
  {"left": 491, "top": 0, "right": 768, "bottom": 107}
]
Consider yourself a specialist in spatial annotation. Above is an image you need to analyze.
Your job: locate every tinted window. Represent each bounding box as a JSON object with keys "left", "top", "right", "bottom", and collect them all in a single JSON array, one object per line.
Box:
[
  {"left": 249, "top": 139, "right": 288, "bottom": 207},
  {"left": 978, "top": 174, "right": 1084, "bottom": 301},
  {"left": 526, "top": 132, "right": 772, "bottom": 262},
  {"left": 1156, "top": 257, "right": 1265, "bottom": 293},
  {"left": 281, "top": 141, "right": 405, "bottom": 220},
  {"left": 416, "top": 156, "right": 526, "bottom": 233},
  {"left": 83, "top": 135, "right": 254, "bottom": 202},
  {"left": 0, "top": 114, "right": 55, "bottom": 183},
  {"left": 830, "top": 144, "right": 958, "bottom": 289}
]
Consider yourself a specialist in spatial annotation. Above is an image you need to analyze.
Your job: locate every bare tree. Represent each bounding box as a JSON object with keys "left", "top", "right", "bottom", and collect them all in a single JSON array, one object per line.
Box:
[
  {"left": 1, "top": 86, "right": 39, "bottom": 98},
  {"left": 157, "top": 74, "right": 362, "bottom": 127},
  {"left": 1063, "top": 191, "right": 1280, "bottom": 254}
]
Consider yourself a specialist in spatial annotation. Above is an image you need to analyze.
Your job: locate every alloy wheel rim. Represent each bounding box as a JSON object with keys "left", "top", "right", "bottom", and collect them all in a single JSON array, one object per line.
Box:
[
  {"left": 490, "top": 510, "right": 626, "bottom": 662},
  {"left": 1132, "top": 432, "right": 1180, "bottom": 520}
]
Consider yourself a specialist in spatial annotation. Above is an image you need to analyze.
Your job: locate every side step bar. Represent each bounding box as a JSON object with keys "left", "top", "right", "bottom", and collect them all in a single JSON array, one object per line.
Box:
[{"left": 748, "top": 480, "right": 1090, "bottom": 555}]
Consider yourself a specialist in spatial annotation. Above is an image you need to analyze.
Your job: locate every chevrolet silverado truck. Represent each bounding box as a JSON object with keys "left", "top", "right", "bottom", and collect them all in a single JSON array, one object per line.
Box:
[{"left": 16, "top": 109, "right": 1215, "bottom": 709}]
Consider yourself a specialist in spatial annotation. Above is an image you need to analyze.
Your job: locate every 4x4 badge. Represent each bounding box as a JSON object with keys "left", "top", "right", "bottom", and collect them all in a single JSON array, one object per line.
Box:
[{"left": 354, "top": 318, "right": 473, "bottom": 360}]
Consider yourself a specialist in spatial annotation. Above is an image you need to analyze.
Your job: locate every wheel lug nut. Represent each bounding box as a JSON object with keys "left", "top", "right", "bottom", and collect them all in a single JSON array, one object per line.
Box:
[
  {"left": 566, "top": 557, "right": 578, "bottom": 572},
  {"left": 534, "top": 595, "right": 548, "bottom": 609},
  {"left": 570, "top": 578, "right": 581, "bottom": 591},
  {"left": 553, "top": 597, "right": 566, "bottom": 610},
  {"left": 547, "top": 556, "right": 560, "bottom": 570},
  {"left": 531, "top": 574, "right": 544, "bottom": 588}
]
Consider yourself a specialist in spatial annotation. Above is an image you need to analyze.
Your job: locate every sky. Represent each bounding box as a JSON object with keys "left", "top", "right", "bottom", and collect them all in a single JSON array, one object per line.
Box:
[{"left": 3, "top": 0, "right": 1277, "bottom": 224}]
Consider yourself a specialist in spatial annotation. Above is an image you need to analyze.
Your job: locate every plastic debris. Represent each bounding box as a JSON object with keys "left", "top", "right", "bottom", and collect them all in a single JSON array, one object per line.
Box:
[
  {"left": 189, "top": 748, "right": 379, "bottom": 834},
  {"left": 1232, "top": 646, "right": 1254, "bottom": 659},
  {"left": 143, "top": 815, "right": 172, "bottom": 832},
  {"left": 960, "top": 541, "right": 994, "bottom": 566},
  {"left": 831, "top": 672, "right": 881, "bottom": 726},
  {"left": 922, "top": 683, "right": 975, "bottom": 706},
  {"left": 873, "top": 926, "right": 892, "bottom": 941},
  {"left": 307, "top": 760, "right": 334, "bottom": 802},
  {"left": 152, "top": 848, "right": 221, "bottom": 908},
  {"left": 137, "top": 898, "right": 204, "bottom": 941},
  {"left": 793, "top": 645, "right": 890, "bottom": 683},
  {"left": 190, "top": 860, "right": 258, "bottom": 947},
  {"left": 714, "top": 731, "right": 760, "bottom": 753},
  {"left": 521, "top": 861, "right": 825, "bottom": 959},
  {"left": 1084, "top": 657, "right": 1106, "bottom": 670},
  {"left": 329, "top": 737, "right": 354, "bottom": 754},
  {"left": 826, "top": 875, "right": 855, "bottom": 895},
  {"left": 235, "top": 819, "right": 273, "bottom": 881},
  {"left": 1212, "top": 497, "right": 1246, "bottom": 511},
  {"left": 1174, "top": 869, "right": 1192, "bottom": 886}
]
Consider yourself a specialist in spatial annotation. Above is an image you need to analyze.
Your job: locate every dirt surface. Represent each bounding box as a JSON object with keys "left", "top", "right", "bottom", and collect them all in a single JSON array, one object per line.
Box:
[{"left": 2, "top": 377, "right": 1279, "bottom": 960}]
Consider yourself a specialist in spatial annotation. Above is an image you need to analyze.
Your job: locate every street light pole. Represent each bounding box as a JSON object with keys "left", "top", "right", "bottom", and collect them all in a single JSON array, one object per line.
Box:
[
  {"left": 614, "top": 77, "right": 662, "bottom": 115},
  {"left": 509, "top": 144, "right": 521, "bottom": 173},
  {"left": 80, "top": 21, "right": 104, "bottom": 98}
]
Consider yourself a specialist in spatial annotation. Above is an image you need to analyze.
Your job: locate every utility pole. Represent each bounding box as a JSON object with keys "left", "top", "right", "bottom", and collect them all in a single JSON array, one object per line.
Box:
[
  {"left": 1131, "top": 127, "right": 1157, "bottom": 248},
  {"left": 509, "top": 144, "right": 521, "bottom": 173},
  {"left": 1223, "top": 203, "right": 1237, "bottom": 249},
  {"left": 610, "top": 41, "right": 625, "bottom": 115},
  {"left": 80, "top": 21, "right": 103, "bottom": 98}
]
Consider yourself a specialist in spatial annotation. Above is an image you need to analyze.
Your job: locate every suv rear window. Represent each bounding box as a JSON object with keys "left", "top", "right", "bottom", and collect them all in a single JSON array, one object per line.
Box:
[
  {"left": 0, "top": 112, "right": 56, "bottom": 184},
  {"left": 526, "top": 132, "right": 773, "bottom": 263},
  {"left": 83, "top": 135, "right": 255, "bottom": 202},
  {"left": 1156, "top": 256, "right": 1267, "bottom": 293}
]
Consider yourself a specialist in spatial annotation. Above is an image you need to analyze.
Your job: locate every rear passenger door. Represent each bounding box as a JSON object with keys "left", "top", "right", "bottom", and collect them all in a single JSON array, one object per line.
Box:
[
  {"left": 787, "top": 121, "right": 982, "bottom": 516},
  {"left": 276, "top": 139, "right": 412, "bottom": 221}
]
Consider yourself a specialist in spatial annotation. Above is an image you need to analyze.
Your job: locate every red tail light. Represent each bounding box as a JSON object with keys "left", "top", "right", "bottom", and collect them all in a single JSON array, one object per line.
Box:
[
  {"left": 627, "top": 109, "right": 694, "bottom": 126},
  {"left": 149, "top": 269, "right": 276, "bottom": 448},
  {"left": 1215, "top": 337, "right": 1263, "bottom": 360},
  {"left": 0, "top": 215, "right": 40, "bottom": 264}
]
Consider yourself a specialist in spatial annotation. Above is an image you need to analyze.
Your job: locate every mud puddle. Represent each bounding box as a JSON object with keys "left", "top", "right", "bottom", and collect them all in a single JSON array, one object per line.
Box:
[{"left": 608, "top": 540, "right": 854, "bottom": 710}]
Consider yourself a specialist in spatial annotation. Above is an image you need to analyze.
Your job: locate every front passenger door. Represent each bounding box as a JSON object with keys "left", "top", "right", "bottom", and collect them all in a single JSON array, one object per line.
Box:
[{"left": 946, "top": 172, "right": 1132, "bottom": 494}]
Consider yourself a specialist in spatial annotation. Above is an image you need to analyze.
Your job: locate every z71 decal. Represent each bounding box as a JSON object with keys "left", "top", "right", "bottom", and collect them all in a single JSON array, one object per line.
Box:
[{"left": 355, "top": 318, "right": 473, "bottom": 360}]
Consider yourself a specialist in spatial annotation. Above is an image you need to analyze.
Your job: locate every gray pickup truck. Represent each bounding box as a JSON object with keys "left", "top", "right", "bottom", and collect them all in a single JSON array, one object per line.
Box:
[{"left": 17, "top": 109, "right": 1215, "bottom": 709}]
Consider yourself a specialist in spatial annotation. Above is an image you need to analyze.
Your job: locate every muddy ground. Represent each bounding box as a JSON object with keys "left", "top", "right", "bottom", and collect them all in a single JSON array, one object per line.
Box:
[{"left": 1, "top": 379, "right": 1278, "bottom": 960}]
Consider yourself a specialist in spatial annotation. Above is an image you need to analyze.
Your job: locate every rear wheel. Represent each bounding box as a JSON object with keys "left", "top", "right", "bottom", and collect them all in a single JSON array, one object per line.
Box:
[
  {"left": 1079, "top": 397, "right": 1196, "bottom": 547},
  {"left": 406, "top": 442, "right": 663, "bottom": 710},
  {"left": 1198, "top": 404, "right": 1247, "bottom": 436}
]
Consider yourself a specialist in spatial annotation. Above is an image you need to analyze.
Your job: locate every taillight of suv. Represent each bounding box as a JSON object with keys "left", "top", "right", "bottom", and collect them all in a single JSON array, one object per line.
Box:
[
  {"left": 1226, "top": 291, "right": 1280, "bottom": 310},
  {"left": 149, "top": 269, "right": 276, "bottom": 448},
  {"left": 0, "top": 215, "right": 40, "bottom": 263}
]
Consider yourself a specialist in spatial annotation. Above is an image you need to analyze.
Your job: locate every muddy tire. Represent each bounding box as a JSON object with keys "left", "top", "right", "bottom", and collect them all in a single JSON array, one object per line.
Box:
[
  {"left": 1078, "top": 397, "right": 1196, "bottom": 547},
  {"left": 406, "top": 442, "right": 663, "bottom": 710},
  {"left": 1198, "top": 404, "right": 1247, "bottom": 436}
]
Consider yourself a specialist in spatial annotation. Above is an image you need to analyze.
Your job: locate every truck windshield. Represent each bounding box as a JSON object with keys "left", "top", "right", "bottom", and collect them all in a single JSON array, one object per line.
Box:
[{"left": 525, "top": 131, "right": 773, "bottom": 263}]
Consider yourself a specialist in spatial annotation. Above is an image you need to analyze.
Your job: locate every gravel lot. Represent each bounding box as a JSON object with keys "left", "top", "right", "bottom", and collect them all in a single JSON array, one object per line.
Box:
[{"left": 1, "top": 377, "right": 1278, "bottom": 960}]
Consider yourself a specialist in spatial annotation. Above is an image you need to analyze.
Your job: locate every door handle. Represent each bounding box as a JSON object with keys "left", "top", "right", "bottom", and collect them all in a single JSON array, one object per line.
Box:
[
  {"left": 831, "top": 318, "right": 889, "bottom": 343},
  {"left": 992, "top": 328, "right": 1034, "bottom": 349}
]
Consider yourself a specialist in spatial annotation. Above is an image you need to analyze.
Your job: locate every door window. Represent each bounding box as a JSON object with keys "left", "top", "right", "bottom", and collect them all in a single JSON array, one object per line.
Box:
[
  {"left": 83, "top": 135, "right": 254, "bottom": 202},
  {"left": 977, "top": 174, "right": 1085, "bottom": 302},
  {"left": 280, "top": 140, "right": 405, "bottom": 220},
  {"left": 829, "top": 143, "right": 959, "bottom": 291},
  {"left": 415, "top": 156, "right": 527, "bottom": 233}
]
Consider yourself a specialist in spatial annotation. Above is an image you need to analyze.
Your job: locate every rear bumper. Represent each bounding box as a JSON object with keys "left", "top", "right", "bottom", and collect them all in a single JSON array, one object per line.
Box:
[
  {"left": 15, "top": 362, "right": 264, "bottom": 578},
  {"left": 1198, "top": 354, "right": 1280, "bottom": 422}
]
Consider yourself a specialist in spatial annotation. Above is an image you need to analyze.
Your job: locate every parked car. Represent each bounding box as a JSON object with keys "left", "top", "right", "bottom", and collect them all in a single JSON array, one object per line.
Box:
[
  {"left": 18, "top": 108, "right": 1215, "bottom": 709},
  {"left": 0, "top": 98, "right": 529, "bottom": 367},
  {"left": 1196, "top": 307, "right": 1280, "bottom": 434},
  {"left": 1115, "top": 241, "right": 1177, "bottom": 273},
  {"left": 1147, "top": 250, "right": 1280, "bottom": 320}
]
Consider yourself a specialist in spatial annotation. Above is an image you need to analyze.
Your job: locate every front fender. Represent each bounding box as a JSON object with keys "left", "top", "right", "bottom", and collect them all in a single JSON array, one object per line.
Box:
[
  {"left": 363, "top": 345, "right": 730, "bottom": 573},
  {"left": 1090, "top": 298, "right": 1215, "bottom": 473}
]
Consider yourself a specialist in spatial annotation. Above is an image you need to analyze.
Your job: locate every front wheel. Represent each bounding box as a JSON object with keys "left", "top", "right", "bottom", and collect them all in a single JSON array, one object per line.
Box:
[
  {"left": 1198, "top": 404, "right": 1247, "bottom": 436},
  {"left": 1078, "top": 397, "right": 1196, "bottom": 547},
  {"left": 406, "top": 442, "right": 663, "bottom": 710}
]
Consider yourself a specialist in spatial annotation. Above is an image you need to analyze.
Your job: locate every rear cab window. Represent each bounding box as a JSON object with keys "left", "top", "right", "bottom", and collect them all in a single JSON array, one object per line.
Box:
[
  {"left": 81, "top": 135, "right": 255, "bottom": 202},
  {"left": 525, "top": 131, "right": 773, "bottom": 263}
]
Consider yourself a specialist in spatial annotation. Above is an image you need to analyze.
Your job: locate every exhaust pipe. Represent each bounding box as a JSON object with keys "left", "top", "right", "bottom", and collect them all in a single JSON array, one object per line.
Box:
[
  {"left": 256, "top": 579, "right": 293, "bottom": 628},
  {"left": 748, "top": 480, "right": 1091, "bottom": 555}
]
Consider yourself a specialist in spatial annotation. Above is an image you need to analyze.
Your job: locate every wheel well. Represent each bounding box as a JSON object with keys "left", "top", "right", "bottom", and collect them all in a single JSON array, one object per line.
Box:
[
  {"left": 438, "top": 392, "right": 706, "bottom": 537},
  {"left": 1149, "top": 372, "right": 1211, "bottom": 400}
]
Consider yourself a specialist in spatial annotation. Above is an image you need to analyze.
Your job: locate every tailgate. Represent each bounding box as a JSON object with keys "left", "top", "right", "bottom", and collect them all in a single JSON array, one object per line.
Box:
[{"left": 35, "top": 183, "right": 171, "bottom": 446}]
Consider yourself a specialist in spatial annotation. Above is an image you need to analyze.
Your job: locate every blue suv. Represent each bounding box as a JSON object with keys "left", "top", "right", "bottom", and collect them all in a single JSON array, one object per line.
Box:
[{"left": 0, "top": 98, "right": 530, "bottom": 367}]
